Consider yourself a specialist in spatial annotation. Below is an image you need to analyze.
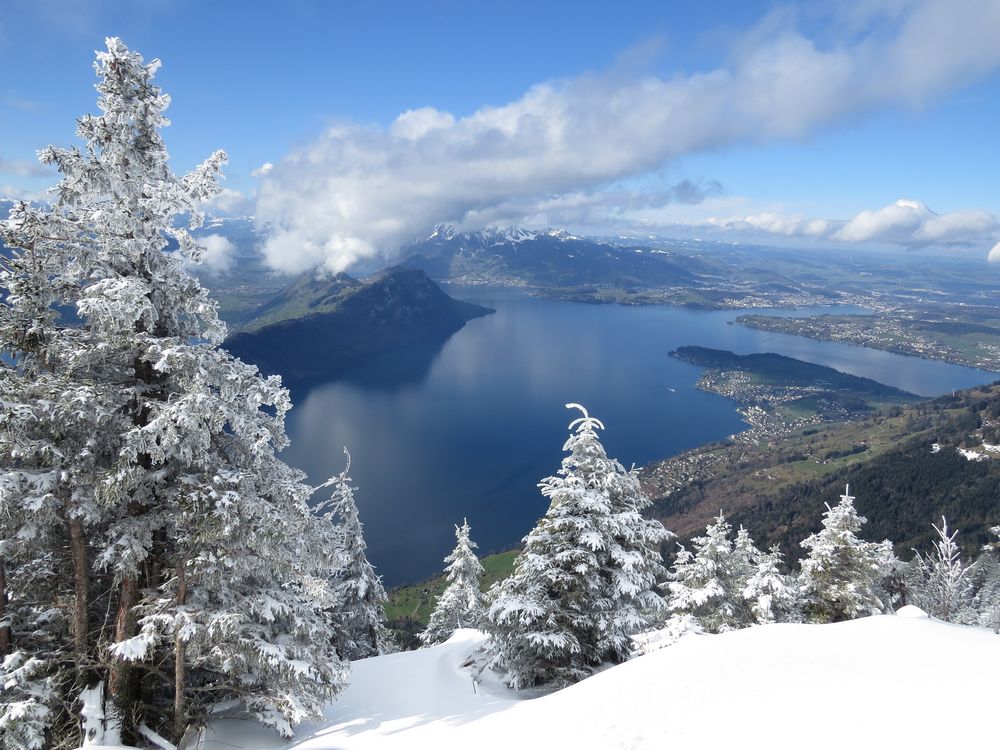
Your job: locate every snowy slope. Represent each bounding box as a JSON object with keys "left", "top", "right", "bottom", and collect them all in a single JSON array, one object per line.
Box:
[{"left": 202, "top": 612, "right": 997, "bottom": 750}]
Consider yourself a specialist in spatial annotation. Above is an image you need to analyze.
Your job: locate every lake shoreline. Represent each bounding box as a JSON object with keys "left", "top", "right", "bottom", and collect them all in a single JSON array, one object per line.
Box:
[{"left": 282, "top": 290, "right": 997, "bottom": 586}]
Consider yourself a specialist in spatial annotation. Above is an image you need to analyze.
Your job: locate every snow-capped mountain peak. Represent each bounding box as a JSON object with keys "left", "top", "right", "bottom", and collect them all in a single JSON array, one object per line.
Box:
[
  {"left": 424, "top": 225, "right": 578, "bottom": 246},
  {"left": 427, "top": 224, "right": 459, "bottom": 241}
]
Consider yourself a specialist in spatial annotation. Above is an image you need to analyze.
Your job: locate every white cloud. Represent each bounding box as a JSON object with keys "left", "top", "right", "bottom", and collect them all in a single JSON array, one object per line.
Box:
[
  {"left": 705, "top": 199, "right": 999, "bottom": 255},
  {"left": 0, "top": 184, "right": 48, "bottom": 202},
  {"left": 711, "top": 212, "right": 833, "bottom": 238},
  {"left": 455, "top": 180, "right": 723, "bottom": 232},
  {"left": 836, "top": 199, "right": 929, "bottom": 243},
  {"left": 390, "top": 108, "right": 456, "bottom": 140},
  {"left": 988, "top": 241, "right": 1000, "bottom": 263},
  {"left": 916, "top": 208, "right": 999, "bottom": 244},
  {"left": 195, "top": 234, "right": 236, "bottom": 274},
  {"left": 256, "top": 0, "right": 1000, "bottom": 273},
  {"left": 3, "top": 96, "right": 40, "bottom": 112},
  {"left": 251, "top": 162, "right": 273, "bottom": 178},
  {"left": 205, "top": 187, "right": 253, "bottom": 216},
  {"left": 0, "top": 156, "right": 52, "bottom": 178}
]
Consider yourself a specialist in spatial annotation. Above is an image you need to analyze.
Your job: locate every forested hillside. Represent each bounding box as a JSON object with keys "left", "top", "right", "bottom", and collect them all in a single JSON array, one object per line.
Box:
[{"left": 645, "top": 382, "right": 1000, "bottom": 558}]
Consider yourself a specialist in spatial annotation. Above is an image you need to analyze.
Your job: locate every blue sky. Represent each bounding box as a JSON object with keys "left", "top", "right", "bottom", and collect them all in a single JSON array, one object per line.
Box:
[{"left": 3, "top": 0, "right": 1000, "bottom": 270}]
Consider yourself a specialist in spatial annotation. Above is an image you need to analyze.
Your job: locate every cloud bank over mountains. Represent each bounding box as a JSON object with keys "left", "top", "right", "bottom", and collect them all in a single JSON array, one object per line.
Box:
[
  {"left": 255, "top": 0, "right": 1000, "bottom": 273},
  {"left": 708, "top": 199, "right": 1000, "bottom": 251}
]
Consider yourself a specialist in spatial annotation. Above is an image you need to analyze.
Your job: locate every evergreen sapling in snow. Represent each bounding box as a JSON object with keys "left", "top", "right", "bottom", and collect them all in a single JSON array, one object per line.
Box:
[
  {"left": 320, "top": 449, "right": 394, "bottom": 660},
  {"left": 741, "top": 540, "right": 799, "bottom": 625},
  {"left": 666, "top": 514, "right": 795, "bottom": 632},
  {"left": 958, "top": 525, "right": 1000, "bottom": 628},
  {"left": 420, "top": 519, "right": 487, "bottom": 646},
  {"left": 798, "top": 485, "right": 897, "bottom": 623},
  {"left": 486, "top": 404, "right": 669, "bottom": 689},
  {"left": 905, "top": 517, "right": 972, "bottom": 622},
  {"left": 666, "top": 513, "right": 744, "bottom": 633}
]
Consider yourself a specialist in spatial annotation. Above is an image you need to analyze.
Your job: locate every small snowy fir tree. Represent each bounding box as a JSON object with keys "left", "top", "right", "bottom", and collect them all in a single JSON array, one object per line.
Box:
[
  {"left": 665, "top": 515, "right": 792, "bottom": 631},
  {"left": 666, "top": 514, "right": 744, "bottom": 632},
  {"left": 420, "top": 519, "right": 487, "bottom": 646},
  {"left": 0, "top": 39, "right": 348, "bottom": 746},
  {"left": 322, "top": 449, "right": 394, "bottom": 660},
  {"left": 798, "top": 485, "right": 897, "bottom": 623},
  {"left": 905, "top": 517, "right": 972, "bottom": 622},
  {"left": 742, "top": 541, "right": 799, "bottom": 624},
  {"left": 486, "top": 404, "right": 669, "bottom": 689},
  {"left": 959, "top": 525, "right": 1000, "bottom": 628}
]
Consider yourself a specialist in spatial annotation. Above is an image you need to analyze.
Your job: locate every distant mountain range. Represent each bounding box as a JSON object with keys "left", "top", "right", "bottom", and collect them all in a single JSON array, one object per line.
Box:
[
  {"left": 224, "top": 267, "right": 492, "bottom": 384},
  {"left": 393, "top": 225, "right": 846, "bottom": 308},
  {"left": 399, "top": 225, "right": 709, "bottom": 289}
]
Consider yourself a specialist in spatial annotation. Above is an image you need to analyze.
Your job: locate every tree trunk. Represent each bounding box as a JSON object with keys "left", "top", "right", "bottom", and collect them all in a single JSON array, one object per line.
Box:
[
  {"left": 140, "top": 529, "right": 167, "bottom": 714},
  {"left": 108, "top": 575, "right": 139, "bottom": 743},
  {"left": 69, "top": 516, "right": 89, "bottom": 658},
  {"left": 108, "top": 356, "right": 157, "bottom": 742},
  {"left": 173, "top": 558, "right": 187, "bottom": 743},
  {"left": 0, "top": 556, "right": 9, "bottom": 657}
]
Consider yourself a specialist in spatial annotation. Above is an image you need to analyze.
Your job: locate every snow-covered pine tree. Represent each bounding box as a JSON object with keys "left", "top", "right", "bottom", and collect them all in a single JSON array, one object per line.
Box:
[
  {"left": 798, "top": 485, "right": 897, "bottom": 623},
  {"left": 321, "top": 449, "right": 393, "bottom": 660},
  {"left": 486, "top": 404, "right": 669, "bottom": 689},
  {"left": 666, "top": 514, "right": 736, "bottom": 632},
  {"left": 666, "top": 514, "right": 754, "bottom": 632},
  {"left": 742, "top": 542, "right": 798, "bottom": 624},
  {"left": 595, "top": 409, "right": 671, "bottom": 662},
  {"left": 959, "top": 525, "right": 1000, "bottom": 628},
  {"left": 667, "top": 517, "right": 796, "bottom": 631},
  {"left": 419, "top": 519, "right": 487, "bottom": 646},
  {"left": 0, "top": 38, "right": 348, "bottom": 746},
  {"left": 905, "top": 517, "right": 972, "bottom": 622}
]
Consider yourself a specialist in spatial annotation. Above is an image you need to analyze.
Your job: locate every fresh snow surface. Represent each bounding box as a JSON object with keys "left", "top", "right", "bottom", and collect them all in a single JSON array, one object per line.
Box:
[
  {"left": 895, "top": 604, "right": 930, "bottom": 618},
  {"left": 957, "top": 447, "right": 986, "bottom": 461},
  {"left": 200, "top": 613, "right": 997, "bottom": 750}
]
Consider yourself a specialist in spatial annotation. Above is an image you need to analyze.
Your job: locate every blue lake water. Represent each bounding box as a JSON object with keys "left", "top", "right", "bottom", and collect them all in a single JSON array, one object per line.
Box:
[{"left": 280, "top": 290, "right": 997, "bottom": 587}]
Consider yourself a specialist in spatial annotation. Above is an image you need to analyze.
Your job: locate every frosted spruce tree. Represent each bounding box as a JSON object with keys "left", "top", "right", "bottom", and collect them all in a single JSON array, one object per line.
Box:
[
  {"left": 321, "top": 449, "right": 393, "bottom": 660},
  {"left": 667, "top": 516, "right": 796, "bottom": 632},
  {"left": 0, "top": 39, "right": 348, "bottom": 747},
  {"left": 741, "top": 541, "right": 798, "bottom": 624},
  {"left": 665, "top": 512, "right": 795, "bottom": 633},
  {"left": 420, "top": 519, "right": 487, "bottom": 646},
  {"left": 798, "top": 485, "right": 897, "bottom": 623},
  {"left": 666, "top": 514, "right": 744, "bottom": 632},
  {"left": 952, "top": 524, "right": 1000, "bottom": 628},
  {"left": 975, "top": 526, "right": 1000, "bottom": 629},
  {"left": 905, "top": 517, "right": 972, "bottom": 622},
  {"left": 486, "top": 404, "right": 669, "bottom": 689}
]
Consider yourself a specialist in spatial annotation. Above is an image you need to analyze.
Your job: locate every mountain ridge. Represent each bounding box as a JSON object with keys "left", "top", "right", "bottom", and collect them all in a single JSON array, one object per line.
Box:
[
  {"left": 224, "top": 266, "right": 493, "bottom": 384},
  {"left": 642, "top": 380, "right": 1000, "bottom": 559}
]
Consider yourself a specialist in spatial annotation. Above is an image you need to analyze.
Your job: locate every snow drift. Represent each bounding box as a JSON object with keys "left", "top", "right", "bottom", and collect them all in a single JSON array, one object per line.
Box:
[{"left": 200, "top": 611, "right": 998, "bottom": 749}]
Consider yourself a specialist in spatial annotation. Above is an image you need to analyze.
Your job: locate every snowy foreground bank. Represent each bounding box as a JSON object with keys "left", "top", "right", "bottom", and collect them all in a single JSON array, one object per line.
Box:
[{"left": 198, "top": 609, "right": 997, "bottom": 750}]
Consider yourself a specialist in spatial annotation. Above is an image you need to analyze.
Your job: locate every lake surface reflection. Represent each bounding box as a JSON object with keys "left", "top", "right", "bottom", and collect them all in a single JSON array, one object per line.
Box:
[{"left": 280, "top": 290, "right": 996, "bottom": 586}]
